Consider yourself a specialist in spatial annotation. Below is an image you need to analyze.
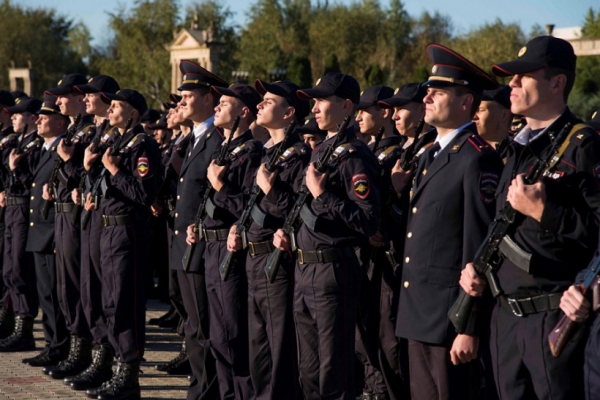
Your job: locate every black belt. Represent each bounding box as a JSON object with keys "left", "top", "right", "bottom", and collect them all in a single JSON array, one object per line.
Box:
[
  {"left": 102, "top": 214, "right": 131, "bottom": 227},
  {"left": 248, "top": 240, "right": 274, "bottom": 256},
  {"left": 500, "top": 293, "right": 562, "bottom": 317},
  {"left": 55, "top": 203, "right": 74, "bottom": 213},
  {"left": 297, "top": 247, "right": 355, "bottom": 265},
  {"left": 202, "top": 228, "right": 229, "bottom": 242},
  {"left": 6, "top": 196, "right": 28, "bottom": 206}
]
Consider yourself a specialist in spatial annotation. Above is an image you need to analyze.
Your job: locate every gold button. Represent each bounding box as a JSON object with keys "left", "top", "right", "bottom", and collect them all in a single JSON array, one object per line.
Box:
[
  {"left": 175, "top": 213, "right": 178, "bottom": 218},
  {"left": 407, "top": 232, "right": 412, "bottom": 238},
  {"left": 412, "top": 207, "right": 417, "bottom": 214},
  {"left": 175, "top": 230, "right": 179, "bottom": 235},
  {"left": 30, "top": 222, "right": 34, "bottom": 226},
  {"left": 30, "top": 209, "right": 33, "bottom": 214},
  {"left": 31, "top": 183, "right": 36, "bottom": 188},
  {"left": 405, "top": 257, "right": 410, "bottom": 263},
  {"left": 30, "top": 196, "right": 34, "bottom": 201},
  {"left": 404, "top": 281, "right": 409, "bottom": 288},
  {"left": 180, "top": 178, "right": 184, "bottom": 182},
  {"left": 177, "top": 195, "right": 181, "bottom": 200}
]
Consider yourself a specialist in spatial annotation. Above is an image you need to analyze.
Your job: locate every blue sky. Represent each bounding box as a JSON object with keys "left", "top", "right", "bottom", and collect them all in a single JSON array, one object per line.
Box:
[{"left": 21, "top": 0, "right": 598, "bottom": 46}]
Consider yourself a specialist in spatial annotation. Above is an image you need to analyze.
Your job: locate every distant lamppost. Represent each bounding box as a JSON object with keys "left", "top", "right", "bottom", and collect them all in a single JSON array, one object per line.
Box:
[{"left": 545, "top": 24, "right": 555, "bottom": 36}]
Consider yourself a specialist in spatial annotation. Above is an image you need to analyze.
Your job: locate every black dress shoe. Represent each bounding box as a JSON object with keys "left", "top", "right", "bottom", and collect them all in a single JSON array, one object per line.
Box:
[
  {"left": 24, "top": 352, "right": 64, "bottom": 367},
  {"left": 157, "top": 312, "right": 180, "bottom": 328}
]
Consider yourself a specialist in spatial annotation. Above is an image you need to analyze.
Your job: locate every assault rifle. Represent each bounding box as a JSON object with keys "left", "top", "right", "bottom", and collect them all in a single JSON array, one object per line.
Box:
[
  {"left": 219, "top": 118, "right": 298, "bottom": 281},
  {"left": 181, "top": 116, "right": 240, "bottom": 272},
  {"left": 41, "top": 114, "right": 81, "bottom": 220},
  {"left": 71, "top": 119, "right": 111, "bottom": 224},
  {"left": 549, "top": 255, "right": 600, "bottom": 357},
  {"left": 14, "top": 124, "right": 28, "bottom": 155},
  {"left": 263, "top": 115, "right": 351, "bottom": 283},
  {"left": 80, "top": 118, "right": 132, "bottom": 229},
  {"left": 448, "top": 122, "right": 574, "bottom": 334},
  {"left": 399, "top": 117, "right": 425, "bottom": 171}
]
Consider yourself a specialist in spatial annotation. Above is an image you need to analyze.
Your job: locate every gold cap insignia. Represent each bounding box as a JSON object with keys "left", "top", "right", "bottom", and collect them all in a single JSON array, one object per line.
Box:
[
  {"left": 394, "top": 88, "right": 400, "bottom": 95},
  {"left": 518, "top": 46, "right": 527, "bottom": 57},
  {"left": 88, "top": 77, "right": 94, "bottom": 82},
  {"left": 316, "top": 78, "right": 321, "bottom": 86},
  {"left": 58, "top": 79, "right": 62, "bottom": 85},
  {"left": 432, "top": 65, "right": 438, "bottom": 74}
]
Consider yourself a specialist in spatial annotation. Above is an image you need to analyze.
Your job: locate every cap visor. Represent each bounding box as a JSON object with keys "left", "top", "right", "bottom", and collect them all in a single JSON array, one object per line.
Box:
[
  {"left": 4, "top": 105, "right": 23, "bottom": 114},
  {"left": 46, "top": 86, "right": 73, "bottom": 96},
  {"left": 101, "top": 92, "right": 126, "bottom": 103},
  {"left": 492, "top": 60, "right": 546, "bottom": 77},
  {"left": 74, "top": 84, "right": 99, "bottom": 94},
  {"left": 377, "top": 97, "right": 411, "bottom": 109},
  {"left": 297, "top": 88, "right": 333, "bottom": 101},
  {"left": 356, "top": 101, "right": 376, "bottom": 110},
  {"left": 254, "top": 80, "right": 288, "bottom": 98},
  {"left": 210, "top": 86, "right": 236, "bottom": 98}
]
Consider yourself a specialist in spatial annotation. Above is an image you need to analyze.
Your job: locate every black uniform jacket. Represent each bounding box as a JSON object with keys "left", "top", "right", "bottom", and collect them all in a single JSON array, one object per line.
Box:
[
  {"left": 397, "top": 123, "right": 503, "bottom": 345},
  {"left": 171, "top": 123, "right": 223, "bottom": 272},
  {"left": 496, "top": 108, "right": 600, "bottom": 295},
  {"left": 295, "top": 126, "right": 381, "bottom": 250},
  {"left": 26, "top": 139, "right": 60, "bottom": 253},
  {"left": 6, "top": 131, "right": 42, "bottom": 198}
]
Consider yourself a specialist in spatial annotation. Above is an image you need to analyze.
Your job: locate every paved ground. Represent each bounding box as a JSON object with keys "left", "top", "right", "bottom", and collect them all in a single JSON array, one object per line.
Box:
[{"left": 0, "top": 300, "right": 189, "bottom": 399}]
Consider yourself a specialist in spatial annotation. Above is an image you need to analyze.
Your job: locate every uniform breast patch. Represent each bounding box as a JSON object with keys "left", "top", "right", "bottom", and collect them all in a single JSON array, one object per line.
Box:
[
  {"left": 137, "top": 157, "right": 149, "bottom": 177},
  {"left": 352, "top": 173, "right": 370, "bottom": 200},
  {"left": 479, "top": 172, "right": 499, "bottom": 204}
]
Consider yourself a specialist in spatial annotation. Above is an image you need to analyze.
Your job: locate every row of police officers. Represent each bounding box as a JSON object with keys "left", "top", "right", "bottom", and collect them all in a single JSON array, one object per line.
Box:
[{"left": 0, "top": 34, "right": 600, "bottom": 400}]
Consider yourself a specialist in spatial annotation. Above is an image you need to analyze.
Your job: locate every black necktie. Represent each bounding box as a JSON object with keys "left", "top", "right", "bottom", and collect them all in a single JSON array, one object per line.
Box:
[
  {"left": 417, "top": 142, "right": 440, "bottom": 186},
  {"left": 41, "top": 147, "right": 47, "bottom": 158}
]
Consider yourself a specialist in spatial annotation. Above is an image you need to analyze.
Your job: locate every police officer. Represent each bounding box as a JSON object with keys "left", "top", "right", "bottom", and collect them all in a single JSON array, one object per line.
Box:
[
  {"left": 473, "top": 85, "right": 512, "bottom": 154},
  {"left": 170, "top": 60, "right": 226, "bottom": 400},
  {"left": 42, "top": 73, "right": 97, "bottom": 379},
  {"left": 274, "top": 72, "right": 381, "bottom": 399},
  {"left": 19, "top": 93, "right": 70, "bottom": 368},
  {"left": 226, "top": 79, "right": 311, "bottom": 399},
  {"left": 65, "top": 74, "right": 121, "bottom": 392},
  {"left": 461, "top": 35, "right": 600, "bottom": 400},
  {"left": 0, "top": 97, "right": 42, "bottom": 353},
  {"left": 84, "top": 89, "right": 158, "bottom": 400},
  {"left": 397, "top": 44, "right": 503, "bottom": 399},
  {"left": 297, "top": 117, "right": 326, "bottom": 150}
]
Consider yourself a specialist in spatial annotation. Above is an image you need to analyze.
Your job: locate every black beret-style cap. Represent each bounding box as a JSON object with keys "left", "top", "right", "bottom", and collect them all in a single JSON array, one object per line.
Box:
[
  {"left": 492, "top": 36, "right": 576, "bottom": 78},
  {"left": 46, "top": 73, "right": 88, "bottom": 96},
  {"left": 255, "top": 79, "right": 310, "bottom": 121},
  {"left": 378, "top": 83, "right": 427, "bottom": 109},
  {"left": 211, "top": 83, "right": 263, "bottom": 117},
  {"left": 587, "top": 109, "right": 600, "bottom": 131},
  {"left": 297, "top": 117, "right": 327, "bottom": 137},
  {"left": 178, "top": 60, "right": 228, "bottom": 91},
  {"left": 74, "top": 75, "right": 120, "bottom": 95},
  {"left": 357, "top": 85, "right": 395, "bottom": 110},
  {"left": 4, "top": 97, "right": 42, "bottom": 114},
  {"left": 424, "top": 44, "right": 499, "bottom": 94},
  {"left": 481, "top": 84, "right": 512, "bottom": 109},
  {"left": 101, "top": 89, "right": 148, "bottom": 116},
  {"left": 37, "top": 92, "right": 63, "bottom": 115},
  {"left": 297, "top": 72, "right": 361, "bottom": 105},
  {"left": 0, "top": 90, "right": 15, "bottom": 107}
]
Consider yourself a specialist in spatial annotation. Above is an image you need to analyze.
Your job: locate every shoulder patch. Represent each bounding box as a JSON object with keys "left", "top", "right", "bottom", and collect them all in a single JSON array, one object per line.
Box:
[
  {"left": 352, "top": 173, "right": 370, "bottom": 200},
  {"left": 137, "top": 157, "right": 149, "bottom": 177},
  {"left": 480, "top": 172, "right": 499, "bottom": 204}
]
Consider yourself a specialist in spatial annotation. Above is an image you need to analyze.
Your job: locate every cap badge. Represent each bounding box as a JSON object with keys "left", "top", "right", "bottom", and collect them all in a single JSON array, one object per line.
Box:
[
  {"left": 593, "top": 111, "right": 598, "bottom": 119},
  {"left": 360, "top": 90, "right": 364, "bottom": 96},
  {"left": 315, "top": 78, "right": 321, "bottom": 86},
  {"left": 432, "top": 65, "right": 439, "bottom": 74},
  {"left": 15, "top": 98, "right": 20, "bottom": 104},
  {"left": 57, "top": 79, "right": 62, "bottom": 85},
  {"left": 88, "top": 78, "right": 94, "bottom": 83},
  {"left": 394, "top": 88, "right": 400, "bottom": 95},
  {"left": 518, "top": 46, "right": 527, "bottom": 57}
]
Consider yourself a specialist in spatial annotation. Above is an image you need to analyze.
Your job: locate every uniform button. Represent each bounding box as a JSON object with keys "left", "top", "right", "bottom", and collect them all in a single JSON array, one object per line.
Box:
[
  {"left": 407, "top": 232, "right": 412, "bottom": 238},
  {"left": 404, "top": 281, "right": 409, "bottom": 288},
  {"left": 412, "top": 207, "right": 417, "bottom": 214},
  {"left": 30, "top": 196, "right": 34, "bottom": 201},
  {"left": 175, "top": 213, "right": 178, "bottom": 218},
  {"left": 180, "top": 178, "right": 184, "bottom": 182},
  {"left": 30, "top": 222, "right": 34, "bottom": 227},
  {"left": 31, "top": 183, "right": 36, "bottom": 188},
  {"left": 177, "top": 195, "right": 181, "bottom": 200},
  {"left": 175, "top": 230, "right": 179, "bottom": 235},
  {"left": 405, "top": 257, "right": 410, "bottom": 263},
  {"left": 30, "top": 209, "right": 33, "bottom": 214}
]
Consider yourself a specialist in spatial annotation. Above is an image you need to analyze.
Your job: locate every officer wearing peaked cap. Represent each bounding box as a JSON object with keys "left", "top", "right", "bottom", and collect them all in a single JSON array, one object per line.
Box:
[
  {"left": 462, "top": 35, "right": 600, "bottom": 400},
  {"left": 396, "top": 44, "right": 503, "bottom": 399},
  {"left": 170, "top": 59, "right": 226, "bottom": 400}
]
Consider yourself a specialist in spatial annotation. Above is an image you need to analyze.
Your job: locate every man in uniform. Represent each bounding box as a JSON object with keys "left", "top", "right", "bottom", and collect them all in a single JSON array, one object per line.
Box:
[
  {"left": 21, "top": 93, "right": 70, "bottom": 367},
  {"left": 0, "top": 97, "right": 42, "bottom": 353},
  {"left": 273, "top": 72, "right": 381, "bottom": 399},
  {"left": 226, "top": 79, "right": 311, "bottom": 399},
  {"left": 461, "top": 35, "right": 600, "bottom": 400},
  {"left": 84, "top": 89, "right": 158, "bottom": 400},
  {"left": 65, "top": 74, "right": 121, "bottom": 392},
  {"left": 297, "top": 117, "right": 326, "bottom": 150},
  {"left": 473, "top": 85, "right": 512, "bottom": 152},
  {"left": 397, "top": 44, "right": 503, "bottom": 399},
  {"left": 170, "top": 60, "right": 227, "bottom": 400}
]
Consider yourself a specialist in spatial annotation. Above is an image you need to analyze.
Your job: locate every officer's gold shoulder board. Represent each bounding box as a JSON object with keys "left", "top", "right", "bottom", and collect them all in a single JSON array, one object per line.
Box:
[{"left": 352, "top": 173, "right": 370, "bottom": 200}]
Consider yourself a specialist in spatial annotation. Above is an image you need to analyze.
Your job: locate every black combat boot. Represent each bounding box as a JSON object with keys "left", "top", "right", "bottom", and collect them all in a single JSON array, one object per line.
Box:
[
  {"left": 0, "top": 316, "right": 35, "bottom": 352},
  {"left": 67, "top": 344, "right": 114, "bottom": 391},
  {"left": 95, "top": 361, "right": 141, "bottom": 400},
  {"left": 154, "top": 338, "right": 191, "bottom": 375},
  {"left": 148, "top": 306, "right": 175, "bottom": 325},
  {"left": 44, "top": 336, "right": 93, "bottom": 379},
  {"left": 0, "top": 307, "right": 15, "bottom": 339}
]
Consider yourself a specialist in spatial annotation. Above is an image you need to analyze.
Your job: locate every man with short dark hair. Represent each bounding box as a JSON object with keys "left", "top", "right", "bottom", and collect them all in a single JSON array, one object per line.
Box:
[
  {"left": 473, "top": 85, "right": 512, "bottom": 151},
  {"left": 461, "top": 35, "right": 600, "bottom": 399}
]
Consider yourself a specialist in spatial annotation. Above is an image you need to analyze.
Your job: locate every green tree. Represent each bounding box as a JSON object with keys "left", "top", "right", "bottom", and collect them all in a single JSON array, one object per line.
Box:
[
  {"left": 287, "top": 55, "right": 312, "bottom": 87},
  {"left": 324, "top": 53, "right": 341, "bottom": 74},
  {"left": 573, "top": 7, "right": 600, "bottom": 117},
  {"left": 581, "top": 8, "right": 600, "bottom": 37}
]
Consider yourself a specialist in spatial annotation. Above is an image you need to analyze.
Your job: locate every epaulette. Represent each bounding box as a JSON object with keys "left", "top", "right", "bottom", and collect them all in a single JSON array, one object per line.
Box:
[
  {"left": 377, "top": 145, "right": 400, "bottom": 163},
  {"left": 570, "top": 123, "right": 596, "bottom": 145},
  {"left": 229, "top": 139, "right": 258, "bottom": 159},
  {"left": 457, "top": 134, "right": 493, "bottom": 153},
  {"left": 0, "top": 133, "right": 18, "bottom": 149},
  {"left": 24, "top": 137, "right": 42, "bottom": 152},
  {"left": 120, "top": 133, "right": 147, "bottom": 154},
  {"left": 414, "top": 142, "right": 435, "bottom": 159}
]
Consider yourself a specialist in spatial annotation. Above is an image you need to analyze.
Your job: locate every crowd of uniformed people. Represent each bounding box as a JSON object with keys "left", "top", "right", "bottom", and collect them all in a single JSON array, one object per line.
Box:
[{"left": 0, "top": 35, "right": 599, "bottom": 400}]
